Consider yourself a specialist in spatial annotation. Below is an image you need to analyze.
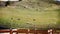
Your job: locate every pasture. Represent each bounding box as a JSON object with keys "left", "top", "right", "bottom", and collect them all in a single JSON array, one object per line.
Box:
[{"left": 0, "top": 0, "right": 60, "bottom": 30}]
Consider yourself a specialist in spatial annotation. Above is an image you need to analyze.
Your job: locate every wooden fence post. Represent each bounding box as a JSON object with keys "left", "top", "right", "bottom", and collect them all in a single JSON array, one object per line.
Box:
[{"left": 10, "top": 29, "right": 13, "bottom": 34}]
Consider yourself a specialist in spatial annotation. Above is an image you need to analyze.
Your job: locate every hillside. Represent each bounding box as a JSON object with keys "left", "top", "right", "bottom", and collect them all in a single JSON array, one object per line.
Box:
[{"left": 0, "top": 0, "right": 60, "bottom": 30}]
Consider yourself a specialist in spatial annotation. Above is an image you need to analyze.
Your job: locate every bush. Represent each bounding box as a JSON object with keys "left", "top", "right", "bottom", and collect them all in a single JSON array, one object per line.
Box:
[{"left": 0, "top": 1, "right": 6, "bottom": 7}]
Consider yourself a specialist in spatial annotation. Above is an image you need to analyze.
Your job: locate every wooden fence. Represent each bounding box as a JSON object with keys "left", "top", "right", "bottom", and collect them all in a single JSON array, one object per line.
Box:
[{"left": 0, "top": 29, "right": 60, "bottom": 34}]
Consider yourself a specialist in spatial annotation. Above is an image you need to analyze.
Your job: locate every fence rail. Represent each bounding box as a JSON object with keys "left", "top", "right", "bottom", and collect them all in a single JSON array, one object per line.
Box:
[{"left": 0, "top": 29, "right": 60, "bottom": 34}]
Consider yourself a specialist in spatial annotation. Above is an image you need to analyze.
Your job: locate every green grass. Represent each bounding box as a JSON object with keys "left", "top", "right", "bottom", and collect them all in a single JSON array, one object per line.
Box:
[
  {"left": 0, "top": 0, "right": 60, "bottom": 29},
  {"left": 0, "top": 6, "right": 59, "bottom": 29}
]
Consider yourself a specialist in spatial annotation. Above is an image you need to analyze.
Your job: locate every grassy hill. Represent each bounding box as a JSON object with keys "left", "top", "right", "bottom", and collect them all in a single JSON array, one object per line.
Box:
[{"left": 0, "top": 0, "right": 60, "bottom": 30}]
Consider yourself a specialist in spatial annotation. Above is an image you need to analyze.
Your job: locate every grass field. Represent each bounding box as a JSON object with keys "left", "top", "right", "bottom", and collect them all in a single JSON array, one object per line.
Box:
[{"left": 0, "top": 0, "right": 60, "bottom": 30}]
